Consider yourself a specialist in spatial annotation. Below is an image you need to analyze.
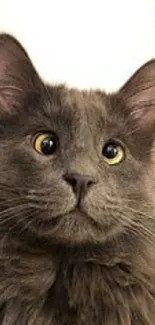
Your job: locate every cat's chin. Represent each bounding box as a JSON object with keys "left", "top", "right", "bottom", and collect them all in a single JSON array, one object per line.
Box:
[{"left": 33, "top": 208, "right": 123, "bottom": 247}]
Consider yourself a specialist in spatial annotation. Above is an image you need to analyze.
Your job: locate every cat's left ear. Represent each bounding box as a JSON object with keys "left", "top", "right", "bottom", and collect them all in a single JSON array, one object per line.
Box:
[
  {"left": 119, "top": 60, "right": 155, "bottom": 129},
  {"left": 0, "top": 34, "right": 42, "bottom": 114}
]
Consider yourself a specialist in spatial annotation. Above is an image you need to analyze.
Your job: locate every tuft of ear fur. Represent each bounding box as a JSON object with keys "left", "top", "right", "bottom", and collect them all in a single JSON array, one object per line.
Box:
[
  {"left": 0, "top": 34, "right": 42, "bottom": 114},
  {"left": 119, "top": 60, "right": 155, "bottom": 130}
]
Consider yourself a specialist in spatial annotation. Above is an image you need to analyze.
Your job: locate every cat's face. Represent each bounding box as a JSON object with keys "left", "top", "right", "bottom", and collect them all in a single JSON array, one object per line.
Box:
[{"left": 0, "top": 34, "right": 155, "bottom": 247}]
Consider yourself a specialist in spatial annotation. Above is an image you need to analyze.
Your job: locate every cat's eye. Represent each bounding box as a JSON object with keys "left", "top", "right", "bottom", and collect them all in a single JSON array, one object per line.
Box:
[
  {"left": 102, "top": 141, "right": 125, "bottom": 165},
  {"left": 33, "top": 133, "right": 58, "bottom": 155}
]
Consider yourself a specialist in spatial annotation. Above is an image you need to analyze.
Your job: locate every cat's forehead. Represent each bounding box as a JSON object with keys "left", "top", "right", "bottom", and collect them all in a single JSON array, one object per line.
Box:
[{"left": 47, "top": 86, "right": 108, "bottom": 120}]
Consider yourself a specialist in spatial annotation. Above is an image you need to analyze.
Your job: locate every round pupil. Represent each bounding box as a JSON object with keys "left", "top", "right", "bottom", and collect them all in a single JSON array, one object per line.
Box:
[
  {"left": 41, "top": 136, "right": 57, "bottom": 155},
  {"left": 103, "top": 142, "right": 118, "bottom": 159}
]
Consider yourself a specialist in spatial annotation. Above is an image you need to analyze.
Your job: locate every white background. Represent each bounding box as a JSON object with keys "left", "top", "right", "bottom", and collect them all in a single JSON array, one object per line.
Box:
[{"left": 0, "top": 0, "right": 154, "bottom": 91}]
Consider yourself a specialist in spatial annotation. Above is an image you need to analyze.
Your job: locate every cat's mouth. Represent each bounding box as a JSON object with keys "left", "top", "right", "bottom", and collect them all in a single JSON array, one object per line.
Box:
[
  {"left": 44, "top": 205, "right": 102, "bottom": 231},
  {"left": 63, "top": 206, "right": 103, "bottom": 230},
  {"left": 36, "top": 203, "right": 119, "bottom": 246},
  {"left": 49, "top": 201, "right": 94, "bottom": 223},
  {"left": 70, "top": 207, "right": 91, "bottom": 221}
]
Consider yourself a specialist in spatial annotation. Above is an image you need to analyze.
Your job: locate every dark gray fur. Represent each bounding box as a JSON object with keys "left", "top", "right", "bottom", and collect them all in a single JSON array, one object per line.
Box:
[{"left": 0, "top": 34, "right": 154, "bottom": 324}]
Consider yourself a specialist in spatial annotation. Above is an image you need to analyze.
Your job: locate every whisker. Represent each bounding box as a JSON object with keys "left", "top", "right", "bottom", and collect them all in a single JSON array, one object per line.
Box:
[
  {"left": 116, "top": 212, "right": 155, "bottom": 245},
  {"left": 10, "top": 209, "right": 39, "bottom": 233},
  {"left": 107, "top": 201, "right": 155, "bottom": 221},
  {"left": 0, "top": 204, "right": 35, "bottom": 225}
]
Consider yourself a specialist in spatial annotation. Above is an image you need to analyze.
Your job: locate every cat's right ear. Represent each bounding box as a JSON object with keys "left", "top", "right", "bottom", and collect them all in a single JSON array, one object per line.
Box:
[
  {"left": 119, "top": 60, "right": 155, "bottom": 130},
  {"left": 0, "top": 34, "right": 42, "bottom": 114}
]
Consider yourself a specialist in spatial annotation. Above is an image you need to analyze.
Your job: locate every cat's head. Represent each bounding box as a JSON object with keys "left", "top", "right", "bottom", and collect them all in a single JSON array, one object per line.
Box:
[{"left": 0, "top": 34, "right": 155, "bottom": 250}]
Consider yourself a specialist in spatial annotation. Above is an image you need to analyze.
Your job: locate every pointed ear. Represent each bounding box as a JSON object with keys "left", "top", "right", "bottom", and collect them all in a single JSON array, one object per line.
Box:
[
  {"left": 119, "top": 60, "right": 155, "bottom": 130},
  {"left": 0, "top": 34, "right": 42, "bottom": 114}
]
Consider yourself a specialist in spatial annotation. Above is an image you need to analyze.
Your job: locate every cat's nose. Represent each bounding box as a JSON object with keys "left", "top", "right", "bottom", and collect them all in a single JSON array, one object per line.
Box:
[{"left": 63, "top": 171, "right": 97, "bottom": 203}]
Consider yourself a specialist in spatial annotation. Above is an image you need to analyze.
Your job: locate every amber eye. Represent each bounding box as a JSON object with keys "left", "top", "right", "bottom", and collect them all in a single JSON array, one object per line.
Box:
[
  {"left": 102, "top": 141, "right": 125, "bottom": 165},
  {"left": 33, "top": 133, "right": 58, "bottom": 155}
]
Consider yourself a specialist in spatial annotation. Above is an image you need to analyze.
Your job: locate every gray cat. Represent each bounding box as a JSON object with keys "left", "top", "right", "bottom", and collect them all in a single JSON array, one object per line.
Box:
[{"left": 0, "top": 34, "right": 154, "bottom": 324}]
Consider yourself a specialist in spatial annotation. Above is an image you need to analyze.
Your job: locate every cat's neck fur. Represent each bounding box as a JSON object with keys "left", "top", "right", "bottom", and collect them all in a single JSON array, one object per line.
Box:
[{"left": 0, "top": 232, "right": 155, "bottom": 325}]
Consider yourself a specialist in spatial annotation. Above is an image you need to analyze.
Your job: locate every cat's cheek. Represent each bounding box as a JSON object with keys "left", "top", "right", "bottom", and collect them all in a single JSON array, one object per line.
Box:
[{"left": 4, "top": 145, "right": 77, "bottom": 218}]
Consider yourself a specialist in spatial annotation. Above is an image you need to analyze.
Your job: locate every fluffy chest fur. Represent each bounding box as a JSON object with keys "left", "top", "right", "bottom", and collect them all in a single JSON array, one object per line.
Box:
[{"left": 1, "top": 239, "right": 155, "bottom": 325}]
